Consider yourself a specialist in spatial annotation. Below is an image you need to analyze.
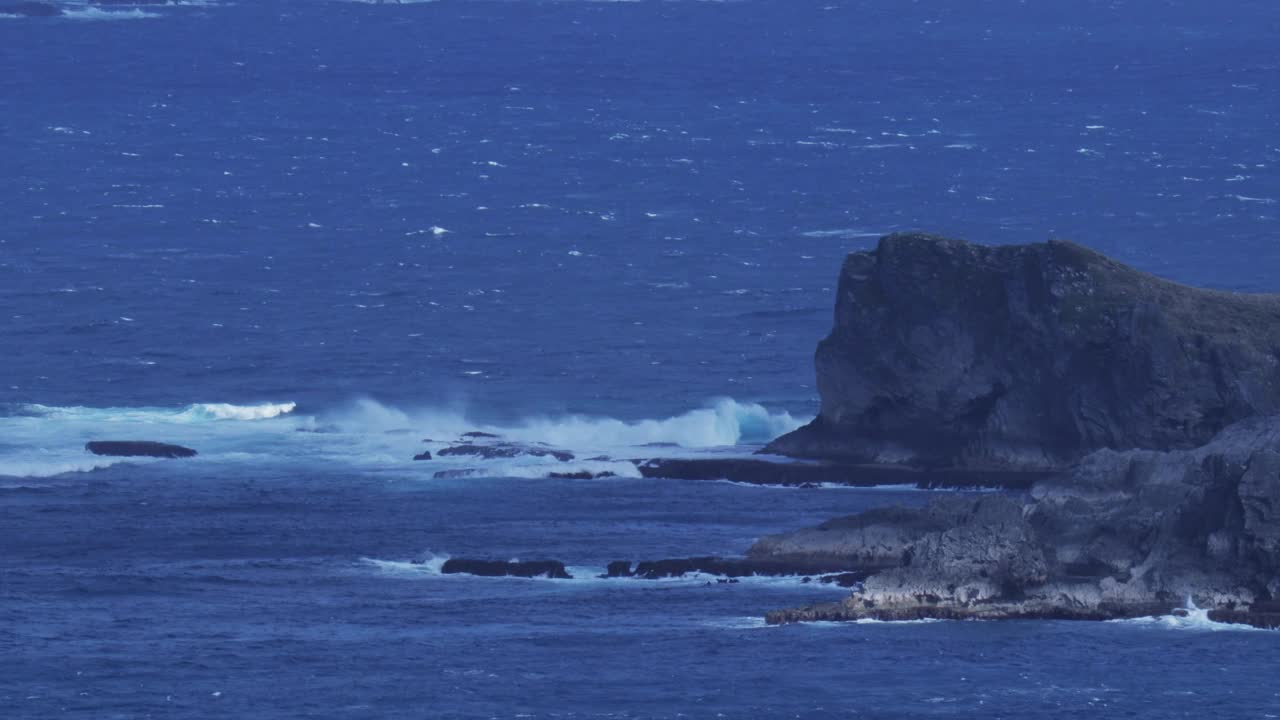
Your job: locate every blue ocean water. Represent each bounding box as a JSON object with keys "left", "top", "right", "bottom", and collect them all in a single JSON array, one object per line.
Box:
[{"left": 2, "top": 1, "right": 1279, "bottom": 717}]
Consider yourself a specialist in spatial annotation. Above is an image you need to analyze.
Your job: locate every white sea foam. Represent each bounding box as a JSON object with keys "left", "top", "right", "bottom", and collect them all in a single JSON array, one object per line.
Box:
[
  {"left": 800, "top": 228, "right": 886, "bottom": 239},
  {"left": 0, "top": 456, "right": 136, "bottom": 479},
  {"left": 20, "top": 401, "right": 296, "bottom": 424},
  {"left": 1109, "top": 599, "right": 1265, "bottom": 632},
  {"left": 851, "top": 618, "right": 945, "bottom": 625},
  {"left": 704, "top": 617, "right": 772, "bottom": 630},
  {"left": 0, "top": 397, "right": 804, "bottom": 479},
  {"left": 361, "top": 552, "right": 450, "bottom": 576},
  {"left": 184, "top": 402, "right": 298, "bottom": 421},
  {"left": 63, "top": 8, "right": 161, "bottom": 20},
  {"left": 321, "top": 396, "right": 800, "bottom": 451},
  {"left": 495, "top": 398, "right": 801, "bottom": 449},
  {"left": 359, "top": 555, "right": 851, "bottom": 590}
]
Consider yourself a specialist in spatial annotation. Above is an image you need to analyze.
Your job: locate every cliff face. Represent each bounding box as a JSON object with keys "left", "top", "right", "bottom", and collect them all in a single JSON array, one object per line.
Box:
[{"left": 766, "top": 233, "right": 1280, "bottom": 470}]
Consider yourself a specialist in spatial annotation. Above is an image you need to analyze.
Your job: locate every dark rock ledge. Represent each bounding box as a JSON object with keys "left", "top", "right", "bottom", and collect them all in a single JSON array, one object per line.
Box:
[
  {"left": 86, "top": 441, "right": 198, "bottom": 459},
  {"left": 635, "top": 457, "right": 1045, "bottom": 489},
  {"left": 759, "top": 234, "right": 1280, "bottom": 628},
  {"left": 441, "top": 559, "right": 572, "bottom": 580},
  {"left": 765, "top": 419, "right": 1280, "bottom": 628}
]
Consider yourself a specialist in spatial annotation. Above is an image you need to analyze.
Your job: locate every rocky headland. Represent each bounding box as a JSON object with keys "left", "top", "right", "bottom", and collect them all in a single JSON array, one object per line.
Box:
[
  {"left": 765, "top": 233, "right": 1280, "bottom": 470},
  {"left": 761, "top": 233, "right": 1280, "bottom": 629}
]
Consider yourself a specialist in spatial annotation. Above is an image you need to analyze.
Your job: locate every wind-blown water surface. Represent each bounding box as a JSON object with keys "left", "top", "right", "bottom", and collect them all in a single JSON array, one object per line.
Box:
[{"left": 2, "top": 1, "right": 1278, "bottom": 717}]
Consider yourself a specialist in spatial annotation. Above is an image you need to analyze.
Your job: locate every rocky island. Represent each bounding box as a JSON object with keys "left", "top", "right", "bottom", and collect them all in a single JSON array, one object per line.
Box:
[{"left": 761, "top": 233, "right": 1280, "bottom": 628}]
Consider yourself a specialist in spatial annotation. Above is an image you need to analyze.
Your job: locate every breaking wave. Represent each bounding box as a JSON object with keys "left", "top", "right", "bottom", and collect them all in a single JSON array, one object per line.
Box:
[
  {"left": 316, "top": 396, "right": 800, "bottom": 450},
  {"left": 359, "top": 554, "right": 851, "bottom": 590},
  {"left": 0, "top": 397, "right": 804, "bottom": 479},
  {"left": 1109, "top": 600, "right": 1265, "bottom": 632},
  {"left": 63, "top": 8, "right": 161, "bottom": 21}
]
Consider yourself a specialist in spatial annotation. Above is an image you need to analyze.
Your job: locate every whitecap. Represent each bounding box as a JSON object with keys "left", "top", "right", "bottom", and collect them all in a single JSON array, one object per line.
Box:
[
  {"left": 360, "top": 552, "right": 450, "bottom": 576},
  {"left": 63, "top": 8, "right": 160, "bottom": 20},
  {"left": 183, "top": 402, "right": 297, "bottom": 421},
  {"left": 800, "top": 228, "right": 885, "bottom": 239},
  {"left": 0, "top": 456, "right": 138, "bottom": 479},
  {"left": 1109, "top": 600, "right": 1265, "bottom": 632},
  {"left": 703, "top": 617, "right": 773, "bottom": 630}
]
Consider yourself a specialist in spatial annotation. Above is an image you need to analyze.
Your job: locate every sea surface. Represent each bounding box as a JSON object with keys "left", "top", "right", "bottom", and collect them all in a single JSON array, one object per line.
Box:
[{"left": 2, "top": 1, "right": 1279, "bottom": 717}]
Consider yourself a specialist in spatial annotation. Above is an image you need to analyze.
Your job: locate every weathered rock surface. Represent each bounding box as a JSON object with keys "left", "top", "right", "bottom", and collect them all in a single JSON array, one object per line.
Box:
[
  {"left": 85, "top": 441, "right": 198, "bottom": 459},
  {"left": 765, "top": 233, "right": 1280, "bottom": 470},
  {"left": 766, "top": 417, "right": 1280, "bottom": 628},
  {"left": 437, "top": 443, "right": 574, "bottom": 462},
  {"left": 440, "top": 559, "right": 572, "bottom": 580},
  {"left": 635, "top": 457, "right": 1042, "bottom": 489}
]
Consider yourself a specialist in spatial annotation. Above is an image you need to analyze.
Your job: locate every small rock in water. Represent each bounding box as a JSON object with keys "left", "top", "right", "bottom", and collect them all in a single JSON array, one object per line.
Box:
[
  {"left": 605, "top": 560, "right": 634, "bottom": 578},
  {"left": 441, "top": 558, "right": 572, "bottom": 580},
  {"left": 85, "top": 441, "right": 198, "bottom": 459}
]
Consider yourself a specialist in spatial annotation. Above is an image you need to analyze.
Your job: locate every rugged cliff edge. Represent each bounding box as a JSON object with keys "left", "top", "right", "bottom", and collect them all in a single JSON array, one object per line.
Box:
[
  {"left": 764, "top": 233, "right": 1280, "bottom": 470},
  {"left": 760, "top": 234, "right": 1280, "bottom": 627},
  {"left": 763, "top": 416, "right": 1280, "bottom": 627}
]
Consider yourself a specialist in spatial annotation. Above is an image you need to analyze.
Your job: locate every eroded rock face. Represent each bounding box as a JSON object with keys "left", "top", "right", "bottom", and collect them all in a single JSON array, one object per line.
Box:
[
  {"left": 766, "top": 233, "right": 1280, "bottom": 470},
  {"left": 766, "top": 417, "right": 1280, "bottom": 626},
  {"left": 436, "top": 443, "right": 574, "bottom": 462}
]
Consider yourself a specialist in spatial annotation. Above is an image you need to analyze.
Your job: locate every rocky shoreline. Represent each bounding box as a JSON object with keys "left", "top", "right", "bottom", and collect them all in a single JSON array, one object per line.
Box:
[{"left": 759, "top": 233, "right": 1280, "bottom": 629}]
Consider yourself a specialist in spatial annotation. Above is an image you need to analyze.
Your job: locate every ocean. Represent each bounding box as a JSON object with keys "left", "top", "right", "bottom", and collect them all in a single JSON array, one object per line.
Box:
[{"left": 2, "top": 0, "right": 1278, "bottom": 717}]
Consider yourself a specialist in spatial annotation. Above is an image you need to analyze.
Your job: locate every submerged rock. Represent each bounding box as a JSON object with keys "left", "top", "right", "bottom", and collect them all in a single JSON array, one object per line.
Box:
[
  {"left": 765, "top": 233, "right": 1280, "bottom": 470},
  {"left": 440, "top": 559, "right": 572, "bottom": 580},
  {"left": 85, "top": 441, "right": 198, "bottom": 459}
]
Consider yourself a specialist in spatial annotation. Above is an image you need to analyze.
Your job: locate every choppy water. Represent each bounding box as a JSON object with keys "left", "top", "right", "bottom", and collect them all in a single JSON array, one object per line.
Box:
[{"left": 3, "top": 1, "right": 1279, "bottom": 717}]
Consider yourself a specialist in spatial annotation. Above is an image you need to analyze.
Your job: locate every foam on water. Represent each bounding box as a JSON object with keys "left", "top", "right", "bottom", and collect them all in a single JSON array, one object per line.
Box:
[
  {"left": 360, "top": 554, "right": 855, "bottom": 591},
  {"left": 318, "top": 396, "right": 800, "bottom": 452},
  {"left": 184, "top": 402, "right": 298, "bottom": 421},
  {"left": 0, "top": 455, "right": 139, "bottom": 479},
  {"left": 1110, "top": 599, "right": 1266, "bottom": 632},
  {"left": 63, "top": 8, "right": 161, "bottom": 20},
  {"left": 0, "top": 397, "right": 803, "bottom": 478},
  {"left": 361, "top": 552, "right": 451, "bottom": 577}
]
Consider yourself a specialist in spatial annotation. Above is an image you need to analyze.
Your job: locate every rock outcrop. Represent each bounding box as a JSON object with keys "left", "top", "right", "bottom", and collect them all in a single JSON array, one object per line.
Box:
[
  {"left": 440, "top": 559, "right": 572, "bottom": 580},
  {"left": 757, "top": 234, "right": 1280, "bottom": 628},
  {"left": 85, "top": 441, "right": 198, "bottom": 459},
  {"left": 635, "top": 457, "right": 1043, "bottom": 489},
  {"left": 766, "top": 416, "right": 1280, "bottom": 627},
  {"left": 765, "top": 233, "right": 1280, "bottom": 470},
  {"left": 436, "top": 443, "right": 574, "bottom": 462}
]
